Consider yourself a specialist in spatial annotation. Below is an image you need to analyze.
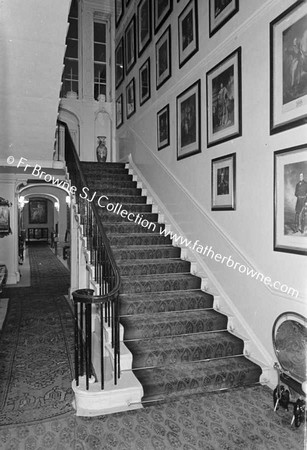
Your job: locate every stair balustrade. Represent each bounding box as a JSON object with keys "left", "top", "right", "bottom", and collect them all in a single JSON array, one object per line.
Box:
[{"left": 60, "top": 121, "right": 121, "bottom": 390}]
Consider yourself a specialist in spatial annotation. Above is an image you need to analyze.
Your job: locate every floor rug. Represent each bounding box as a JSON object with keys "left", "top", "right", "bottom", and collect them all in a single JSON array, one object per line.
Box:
[{"left": 0, "top": 244, "right": 74, "bottom": 427}]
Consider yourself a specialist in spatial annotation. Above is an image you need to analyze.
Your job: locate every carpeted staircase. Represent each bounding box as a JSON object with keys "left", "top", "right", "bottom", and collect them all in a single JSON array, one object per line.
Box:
[{"left": 81, "top": 161, "right": 262, "bottom": 404}]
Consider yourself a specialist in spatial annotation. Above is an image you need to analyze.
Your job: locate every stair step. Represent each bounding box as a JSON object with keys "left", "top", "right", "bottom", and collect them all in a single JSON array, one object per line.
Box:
[
  {"left": 136, "top": 356, "right": 262, "bottom": 403},
  {"left": 109, "top": 233, "right": 172, "bottom": 247},
  {"left": 84, "top": 173, "right": 134, "bottom": 182},
  {"left": 81, "top": 162, "right": 126, "bottom": 171},
  {"left": 120, "top": 309, "right": 228, "bottom": 340},
  {"left": 119, "top": 290, "right": 213, "bottom": 315},
  {"left": 103, "top": 222, "right": 164, "bottom": 234},
  {"left": 117, "top": 258, "right": 190, "bottom": 276},
  {"left": 113, "top": 245, "right": 180, "bottom": 261},
  {"left": 125, "top": 331, "right": 244, "bottom": 369},
  {"left": 120, "top": 273, "right": 201, "bottom": 294},
  {"left": 87, "top": 180, "right": 138, "bottom": 189},
  {"left": 87, "top": 187, "right": 143, "bottom": 196},
  {"left": 98, "top": 210, "right": 159, "bottom": 223}
]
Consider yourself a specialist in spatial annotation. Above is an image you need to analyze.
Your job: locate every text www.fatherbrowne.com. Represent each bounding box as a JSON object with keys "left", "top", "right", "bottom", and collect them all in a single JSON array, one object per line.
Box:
[{"left": 11, "top": 156, "right": 299, "bottom": 299}]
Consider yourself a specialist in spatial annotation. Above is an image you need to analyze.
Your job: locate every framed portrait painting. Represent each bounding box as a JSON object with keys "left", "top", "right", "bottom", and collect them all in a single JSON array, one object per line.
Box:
[
  {"left": 157, "top": 104, "right": 170, "bottom": 150},
  {"left": 137, "top": 0, "right": 152, "bottom": 57},
  {"left": 270, "top": 1, "right": 307, "bottom": 134},
  {"left": 206, "top": 47, "right": 242, "bottom": 147},
  {"left": 178, "top": 0, "right": 199, "bottom": 68},
  {"left": 156, "top": 25, "right": 172, "bottom": 90},
  {"left": 211, "top": 153, "right": 236, "bottom": 211},
  {"left": 139, "top": 57, "right": 151, "bottom": 106},
  {"left": 125, "top": 15, "right": 136, "bottom": 75},
  {"left": 154, "top": 0, "right": 173, "bottom": 34},
  {"left": 176, "top": 79, "right": 201, "bottom": 160},
  {"left": 0, "top": 197, "right": 12, "bottom": 236},
  {"left": 115, "top": 37, "right": 124, "bottom": 89},
  {"left": 29, "top": 199, "right": 47, "bottom": 224},
  {"left": 274, "top": 144, "right": 307, "bottom": 255},
  {"left": 115, "top": 0, "right": 124, "bottom": 28},
  {"left": 126, "top": 78, "right": 136, "bottom": 119},
  {"left": 209, "top": 0, "right": 239, "bottom": 37},
  {"left": 116, "top": 94, "right": 124, "bottom": 128}
]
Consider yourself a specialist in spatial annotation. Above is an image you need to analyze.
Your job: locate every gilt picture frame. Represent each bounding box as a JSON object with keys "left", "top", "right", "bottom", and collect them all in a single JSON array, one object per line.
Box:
[
  {"left": 211, "top": 153, "right": 236, "bottom": 211},
  {"left": 116, "top": 94, "right": 124, "bottom": 128},
  {"left": 270, "top": 1, "right": 307, "bottom": 134},
  {"left": 115, "top": 0, "right": 124, "bottom": 28},
  {"left": 274, "top": 144, "right": 307, "bottom": 255},
  {"left": 29, "top": 199, "right": 47, "bottom": 224}
]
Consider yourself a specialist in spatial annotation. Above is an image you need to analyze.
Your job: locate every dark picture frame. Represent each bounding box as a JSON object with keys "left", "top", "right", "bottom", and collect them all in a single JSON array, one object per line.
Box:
[
  {"left": 115, "top": 37, "right": 125, "bottom": 89},
  {"left": 139, "top": 57, "right": 151, "bottom": 106},
  {"left": 206, "top": 47, "right": 242, "bottom": 148},
  {"left": 176, "top": 79, "right": 201, "bottom": 161},
  {"left": 126, "top": 78, "right": 136, "bottom": 119},
  {"left": 178, "top": 0, "right": 199, "bottom": 68},
  {"left": 116, "top": 94, "right": 124, "bottom": 128},
  {"left": 156, "top": 25, "right": 172, "bottom": 90},
  {"left": 274, "top": 144, "right": 307, "bottom": 255},
  {"left": 209, "top": 0, "right": 239, "bottom": 37},
  {"left": 125, "top": 15, "right": 136, "bottom": 75},
  {"left": 0, "top": 197, "right": 12, "bottom": 236},
  {"left": 157, "top": 104, "right": 170, "bottom": 150},
  {"left": 211, "top": 153, "right": 236, "bottom": 211},
  {"left": 270, "top": 1, "right": 307, "bottom": 135},
  {"left": 29, "top": 199, "right": 47, "bottom": 224},
  {"left": 115, "top": 0, "right": 124, "bottom": 28},
  {"left": 154, "top": 0, "right": 173, "bottom": 34},
  {"left": 137, "top": 0, "right": 152, "bottom": 57}
]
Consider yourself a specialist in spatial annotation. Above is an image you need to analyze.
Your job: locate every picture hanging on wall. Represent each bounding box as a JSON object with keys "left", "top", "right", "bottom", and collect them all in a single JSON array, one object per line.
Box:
[
  {"left": 274, "top": 144, "right": 307, "bottom": 255},
  {"left": 270, "top": 1, "right": 307, "bottom": 134},
  {"left": 211, "top": 153, "right": 236, "bottom": 211},
  {"left": 115, "top": 37, "right": 125, "bottom": 89},
  {"left": 0, "top": 197, "right": 12, "bottom": 236},
  {"left": 154, "top": 0, "right": 173, "bottom": 34},
  {"left": 139, "top": 57, "right": 151, "bottom": 106},
  {"left": 29, "top": 199, "right": 47, "bottom": 224},
  {"left": 157, "top": 104, "right": 170, "bottom": 150},
  {"left": 156, "top": 25, "right": 172, "bottom": 90},
  {"left": 206, "top": 47, "right": 242, "bottom": 148},
  {"left": 126, "top": 78, "right": 136, "bottom": 119},
  {"left": 125, "top": 15, "right": 136, "bottom": 75},
  {"left": 137, "top": 0, "right": 152, "bottom": 57},
  {"left": 115, "top": 0, "right": 124, "bottom": 28},
  {"left": 209, "top": 0, "right": 239, "bottom": 37},
  {"left": 176, "top": 79, "right": 201, "bottom": 160},
  {"left": 178, "top": 0, "right": 199, "bottom": 68},
  {"left": 116, "top": 94, "right": 124, "bottom": 128}
]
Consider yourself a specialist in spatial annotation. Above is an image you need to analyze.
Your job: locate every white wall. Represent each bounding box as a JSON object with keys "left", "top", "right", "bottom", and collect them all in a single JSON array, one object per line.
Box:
[{"left": 116, "top": 0, "right": 307, "bottom": 364}]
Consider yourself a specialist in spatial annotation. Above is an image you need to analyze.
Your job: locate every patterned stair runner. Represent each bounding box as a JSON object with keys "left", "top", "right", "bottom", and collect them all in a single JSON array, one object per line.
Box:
[{"left": 81, "top": 162, "right": 262, "bottom": 403}]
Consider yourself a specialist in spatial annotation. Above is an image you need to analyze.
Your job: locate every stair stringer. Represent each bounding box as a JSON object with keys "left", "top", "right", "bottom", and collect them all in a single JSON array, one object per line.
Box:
[
  {"left": 126, "top": 155, "right": 274, "bottom": 388},
  {"left": 70, "top": 201, "right": 144, "bottom": 416}
]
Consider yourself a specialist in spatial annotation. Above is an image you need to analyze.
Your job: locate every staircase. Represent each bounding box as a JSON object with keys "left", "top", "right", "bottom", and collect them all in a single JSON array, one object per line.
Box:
[{"left": 81, "top": 161, "right": 262, "bottom": 404}]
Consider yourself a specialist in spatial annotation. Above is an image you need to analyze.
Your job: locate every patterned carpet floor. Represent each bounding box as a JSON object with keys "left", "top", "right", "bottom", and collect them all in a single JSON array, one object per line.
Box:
[
  {"left": 0, "top": 243, "right": 74, "bottom": 427},
  {"left": 0, "top": 385, "right": 305, "bottom": 449}
]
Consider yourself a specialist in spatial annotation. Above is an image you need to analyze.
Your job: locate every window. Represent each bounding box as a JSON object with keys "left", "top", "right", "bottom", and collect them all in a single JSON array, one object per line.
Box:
[
  {"left": 61, "top": 0, "right": 79, "bottom": 98},
  {"left": 94, "top": 21, "right": 107, "bottom": 100}
]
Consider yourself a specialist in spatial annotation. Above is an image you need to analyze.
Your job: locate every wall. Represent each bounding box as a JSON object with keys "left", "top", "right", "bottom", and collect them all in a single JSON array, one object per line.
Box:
[{"left": 115, "top": 0, "right": 307, "bottom": 365}]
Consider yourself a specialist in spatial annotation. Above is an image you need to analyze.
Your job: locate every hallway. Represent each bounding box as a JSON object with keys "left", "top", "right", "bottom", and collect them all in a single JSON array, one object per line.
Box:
[{"left": 0, "top": 244, "right": 305, "bottom": 449}]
